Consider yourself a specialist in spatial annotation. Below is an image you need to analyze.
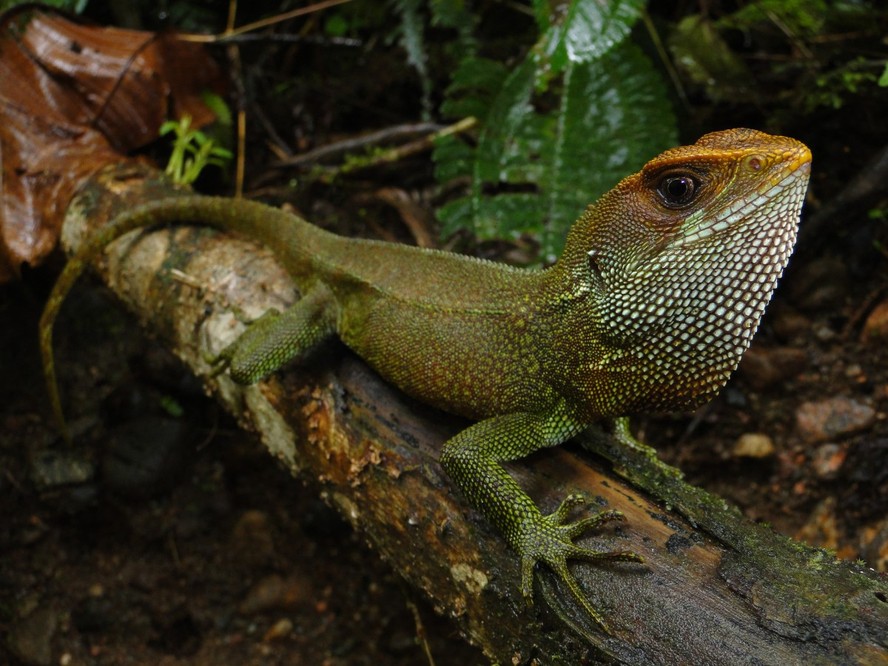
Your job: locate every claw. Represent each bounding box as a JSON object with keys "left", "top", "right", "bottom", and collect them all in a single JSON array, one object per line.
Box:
[
  {"left": 518, "top": 496, "right": 644, "bottom": 634},
  {"left": 561, "top": 509, "right": 625, "bottom": 538},
  {"left": 520, "top": 555, "right": 535, "bottom": 604},
  {"left": 551, "top": 493, "right": 587, "bottom": 523},
  {"left": 568, "top": 546, "right": 644, "bottom": 564},
  {"left": 549, "top": 557, "right": 612, "bottom": 633}
]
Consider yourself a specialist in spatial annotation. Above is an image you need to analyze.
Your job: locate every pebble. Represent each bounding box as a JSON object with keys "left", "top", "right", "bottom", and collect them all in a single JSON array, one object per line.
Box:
[
  {"left": 794, "top": 396, "right": 876, "bottom": 443},
  {"left": 239, "top": 574, "right": 313, "bottom": 615},
  {"left": 229, "top": 510, "right": 276, "bottom": 568},
  {"left": 813, "top": 322, "right": 837, "bottom": 342},
  {"left": 732, "top": 433, "right": 776, "bottom": 459},
  {"left": 239, "top": 575, "right": 285, "bottom": 615},
  {"left": 263, "top": 617, "right": 294, "bottom": 641},
  {"left": 795, "top": 498, "right": 842, "bottom": 553},
  {"left": 29, "top": 449, "right": 94, "bottom": 488},
  {"left": 861, "top": 300, "right": 888, "bottom": 344},
  {"left": 738, "top": 346, "right": 807, "bottom": 391},
  {"left": 811, "top": 443, "right": 846, "bottom": 479}
]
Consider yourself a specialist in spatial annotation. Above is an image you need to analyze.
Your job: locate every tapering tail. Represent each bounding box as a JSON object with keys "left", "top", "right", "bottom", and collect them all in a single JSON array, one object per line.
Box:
[{"left": 39, "top": 194, "right": 319, "bottom": 440}]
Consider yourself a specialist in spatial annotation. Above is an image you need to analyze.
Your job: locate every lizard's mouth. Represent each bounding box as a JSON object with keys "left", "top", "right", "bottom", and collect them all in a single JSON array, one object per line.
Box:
[
  {"left": 669, "top": 164, "right": 810, "bottom": 251},
  {"left": 788, "top": 145, "right": 813, "bottom": 173}
]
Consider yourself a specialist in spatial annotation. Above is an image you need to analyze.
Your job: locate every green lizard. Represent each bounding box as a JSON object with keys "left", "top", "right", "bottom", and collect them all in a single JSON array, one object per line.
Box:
[{"left": 40, "top": 128, "right": 811, "bottom": 632}]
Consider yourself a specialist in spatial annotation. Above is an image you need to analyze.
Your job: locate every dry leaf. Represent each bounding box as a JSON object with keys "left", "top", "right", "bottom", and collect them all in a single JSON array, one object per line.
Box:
[{"left": 0, "top": 9, "right": 225, "bottom": 282}]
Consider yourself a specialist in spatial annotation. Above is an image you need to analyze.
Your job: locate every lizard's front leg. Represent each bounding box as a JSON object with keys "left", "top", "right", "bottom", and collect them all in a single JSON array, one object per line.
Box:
[{"left": 440, "top": 406, "right": 644, "bottom": 632}]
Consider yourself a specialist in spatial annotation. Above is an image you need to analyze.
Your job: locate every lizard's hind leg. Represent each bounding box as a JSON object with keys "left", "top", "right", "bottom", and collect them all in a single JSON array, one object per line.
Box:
[{"left": 212, "top": 284, "right": 337, "bottom": 384}]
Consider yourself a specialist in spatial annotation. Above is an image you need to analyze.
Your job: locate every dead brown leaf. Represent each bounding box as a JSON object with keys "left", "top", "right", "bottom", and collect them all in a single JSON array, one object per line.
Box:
[{"left": 0, "top": 8, "right": 225, "bottom": 282}]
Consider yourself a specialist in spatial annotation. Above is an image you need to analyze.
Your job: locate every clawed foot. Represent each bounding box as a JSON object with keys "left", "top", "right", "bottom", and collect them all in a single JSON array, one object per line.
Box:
[
  {"left": 611, "top": 417, "right": 683, "bottom": 479},
  {"left": 518, "top": 494, "right": 644, "bottom": 633}
]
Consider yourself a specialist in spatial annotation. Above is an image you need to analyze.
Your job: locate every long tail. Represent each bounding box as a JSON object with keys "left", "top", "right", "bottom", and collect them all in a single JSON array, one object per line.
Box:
[{"left": 39, "top": 195, "right": 315, "bottom": 440}]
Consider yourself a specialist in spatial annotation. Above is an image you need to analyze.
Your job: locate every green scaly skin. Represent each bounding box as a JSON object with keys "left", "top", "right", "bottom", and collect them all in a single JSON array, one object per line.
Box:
[{"left": 40, "top": 128, "right": 811, "bottom": 632}]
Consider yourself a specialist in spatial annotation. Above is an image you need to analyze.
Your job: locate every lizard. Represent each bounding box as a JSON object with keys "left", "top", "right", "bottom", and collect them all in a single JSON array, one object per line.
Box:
[{"left": 39, "top": 128, "right": 812, "bottom": 632}]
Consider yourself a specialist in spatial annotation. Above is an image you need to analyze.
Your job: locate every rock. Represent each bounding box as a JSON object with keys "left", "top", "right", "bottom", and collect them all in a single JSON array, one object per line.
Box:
[
  {"left": 239, "top": 574, "right": 313, "bottom": 615},
  {"left": 738, "top": 346, "right": 807, "bottom": 391},
  {"left": 811, "top": 443, "right": 845, "bottom": 479},
  {"left": 263, "top": 617, "right": 294, "bottom": 642},
  {"left": 795, "top": 498, "right": 843, "bottom": 553},
  {"left": 229, "top": 510, "right": 276, "bottom": 568},
  {"left": 732, "top": 433, "right": 776, "bottom": 459},
  {"left": 7, "top": 605, "right": 58, "bottom": 666},
  {"left": 29, "top": 449, "right": 94, "bottom": 488},
  {"left": 861, "top": 300, "right": 888, "bottom": 344},
  {"left": 794, "top": 396, "right": 876, "bottom": 443}
]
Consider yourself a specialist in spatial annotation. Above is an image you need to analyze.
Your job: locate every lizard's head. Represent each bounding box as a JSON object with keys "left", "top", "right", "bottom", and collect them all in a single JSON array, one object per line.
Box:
[{"left": 557, "top": 128, "right": 811, "bottom": 413}]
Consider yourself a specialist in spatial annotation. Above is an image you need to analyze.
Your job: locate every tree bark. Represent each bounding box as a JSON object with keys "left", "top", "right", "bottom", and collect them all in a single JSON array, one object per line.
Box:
[{"left": 51, "top": 163, "right": 888, "bottom": 665}]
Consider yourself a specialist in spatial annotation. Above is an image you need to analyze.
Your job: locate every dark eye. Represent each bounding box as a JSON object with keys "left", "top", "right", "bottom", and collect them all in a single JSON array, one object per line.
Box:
[{"left": 656, "top": 173, "right": 699, "bottom": 208}]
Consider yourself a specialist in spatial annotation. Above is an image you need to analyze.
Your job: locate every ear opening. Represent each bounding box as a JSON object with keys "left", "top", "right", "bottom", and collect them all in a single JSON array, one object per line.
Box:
[{"left": 587, "top": 248, "right": 606, "bottom": 293}]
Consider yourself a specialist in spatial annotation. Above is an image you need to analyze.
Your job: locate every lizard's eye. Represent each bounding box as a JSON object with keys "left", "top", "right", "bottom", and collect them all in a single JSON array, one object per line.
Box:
[{"left": 656, "top": 172, "right": 699, "bottom": 209}]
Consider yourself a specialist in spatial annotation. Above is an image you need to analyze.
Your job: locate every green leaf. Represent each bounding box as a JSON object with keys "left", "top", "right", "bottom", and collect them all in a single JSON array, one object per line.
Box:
[
  {"left": 440, "top": 57, "right": 508, "bottom": 119},
  {"left": 538, "top": 42, "right": 677, "bottom": 258},
  {"left": 433, "top": 133, "right": 473, "bottom": 183},
  {"left": 448, "top": 56, "right": 538, "bottom": 238},
  {"left": 669, "top": 15, "right": 754, "bottom": 102},
  {"left": 539, "top": 0, "right": 646, "bottom": 73},
  {"left": 435, "top": 40, "right": 677, "bottom": 261},
  {"left": 324, "top": 13, "right": 349, "bottom": 37},
  {"left": 392, "top": 0, "right": 433, "bottom": 119},
  {"left": 719, "top": 0, "right": 828, "bottom": 37},
  {"left": 438, "top": 193, "right": 542, "bottom": 240},
  {"left": 200, "top": 91, "right": 233, "bottom": 127},
  {"left": 473, "top": 57, "right": 538, "bottom": 184}
]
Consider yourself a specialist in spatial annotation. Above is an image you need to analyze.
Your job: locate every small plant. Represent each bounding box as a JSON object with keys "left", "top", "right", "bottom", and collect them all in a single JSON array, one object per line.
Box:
[
  {"left": 160, "top": 115, "right": 232, "bottom": 185},
  {"left": 429, "top": 0, "right": 677, "bottom": 261}
]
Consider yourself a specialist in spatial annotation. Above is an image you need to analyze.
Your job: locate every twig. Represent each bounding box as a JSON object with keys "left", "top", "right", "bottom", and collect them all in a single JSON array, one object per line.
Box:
[
  {"left": 211, "top": 33, "right": 361, "bottom": 47},
  {"left": 178, "top": 0, "right": 353, "bottom": 43},
  {"left": 283, "top": 117, "right": 478, "bottom": 183},
  {"left": 272, "top": 122, "right": 445, "bottom": 170}
]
